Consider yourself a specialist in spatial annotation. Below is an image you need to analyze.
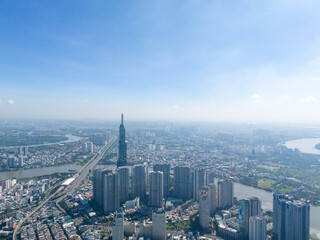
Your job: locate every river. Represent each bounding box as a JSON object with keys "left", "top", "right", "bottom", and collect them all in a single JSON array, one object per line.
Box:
[
  {"left": 284, "top": 138, "right": 320, "bottom": 155},
  {"left": 1, "top": 162, "right": 319, "bottom": 236},
  {"left": 0, "top": 163, "right": 119, "bottom": 180},
  {"left": 231, "top": 180, "right": 320, "bottom": 237},
  {"left": 282, "top": 138, "right": 320, "bottom": 236},
  {"left": 1, "top": 134, "right": 84, "bottom": 149},
  {"left": 0, "top": 163, "right": 82, "bottom": 180}
]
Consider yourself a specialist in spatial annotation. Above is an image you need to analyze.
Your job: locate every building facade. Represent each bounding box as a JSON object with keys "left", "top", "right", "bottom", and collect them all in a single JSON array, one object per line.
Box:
[
  {"left": 103, "top": 171, "right": 119, "bottom": 213},
  {"left": 152, "top": 209, "right": 166, "bottom": 240},
  {"left": 153, "top": 163, "right": 170, "bottom": 197},
  {"left": 206, "top": 171, "right": 215, "bottom": 185},
  {"left": 208, "top": 183, "right": 217, "bottom": 215},
  {"left": 112, "top": 210, "right": 124, "bottom": 240},
  {"left": 239, "top": 197, "right": 262, "bottom": 239},
  {"left": 117, "top": 166, "right": 130, "bottom": 205},
  {"left": 132, "top": 163, "right": 148, "bottom": 200},
  {"left": 174, "top": 166, "right": 192, "bottom": 200},
  {"left": 199, "top": 187, "right": 211, "bottom": 230},
  {"left": 93, "top": 168, "right": 112, "bottom": 207},
  {"left": 249, "top": 216, "right": 266, "bottom": 240},
  {"left": 273, "top": 194, "right": 310, "bottom": 240},
  {"left": 149, "top": 171, "right": 164, "bottom": 208},
  {"left": 193, "top": 168, "right": 205, "bottom": 202},
  {"left": 217, "top": 179, "right": 233, "bottom": 209}
]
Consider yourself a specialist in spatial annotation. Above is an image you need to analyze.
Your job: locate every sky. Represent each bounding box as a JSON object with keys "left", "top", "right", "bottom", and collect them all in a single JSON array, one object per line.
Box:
[{"left": 1, "top": 0, "right": 320, "bottom": 123}]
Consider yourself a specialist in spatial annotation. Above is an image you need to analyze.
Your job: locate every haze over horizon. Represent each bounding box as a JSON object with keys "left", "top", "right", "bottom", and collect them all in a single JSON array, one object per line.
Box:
[{"left": 1, "top": 1, "right": 320, "bottom": 123}]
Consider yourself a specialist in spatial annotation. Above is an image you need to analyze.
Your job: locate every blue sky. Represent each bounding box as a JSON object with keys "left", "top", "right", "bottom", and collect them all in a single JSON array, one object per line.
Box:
[{"left": 1, "top": 0, "right": 320, "bottom": 122}]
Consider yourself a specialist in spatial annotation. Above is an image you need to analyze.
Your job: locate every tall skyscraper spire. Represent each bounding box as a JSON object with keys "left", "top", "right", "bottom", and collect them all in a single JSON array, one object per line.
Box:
[{"left": 117, "top": 114, "right": 127, "bottom": 167}]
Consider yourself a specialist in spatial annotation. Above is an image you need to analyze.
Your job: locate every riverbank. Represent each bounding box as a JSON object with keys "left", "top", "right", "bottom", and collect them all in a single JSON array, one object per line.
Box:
[
  {"left": 238, "top": 175, "right": 320, "bottom": 206},
  {"left": 0, "top": 135, "right": 68, "bottom": 147},
  {"left": 283, "top": 137, "right": 320, "bottom": 155},
  {"left": 0, "top": 134, "right": 84, "bottom": 149},
  {"left": 2, "top": 161, "right": 319, "bottom": 236},
  {"left": 0, "top": 163, "right": 82, "bottom": 180},
  {"left": 214, "top": 177, "right": 320, "bottom": 237}
]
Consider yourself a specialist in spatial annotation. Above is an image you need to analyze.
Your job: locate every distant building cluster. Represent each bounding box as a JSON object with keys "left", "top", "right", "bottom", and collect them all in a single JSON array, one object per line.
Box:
[
  {"left": 0, "top": 178, "right": 17, "bottom": 192},
  {"left": 0, "top": 139, "right": 98, "bottom": 170},
  {"left": 0, "top": 178, "right": 52, "bottom": 215},
  {"left": 1, "top": 116, "right": 313, "bottom": 240},
  {"left": 111, "top": 209, "right": 166, "bottom": 240},
  {"left": 82, "top": 141, "right": 93, "bottom": 154}
]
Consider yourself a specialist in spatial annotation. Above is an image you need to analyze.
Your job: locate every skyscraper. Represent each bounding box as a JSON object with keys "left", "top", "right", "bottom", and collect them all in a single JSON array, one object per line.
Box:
[
  {"left": 208, "top": 183, "right": 217, "bottom": 215},
  {"left": 87, "top": 142, "right": 93, "bottom": 154},
  {"left": 93, "top": 168, "right": 111, "bottom": 207},
  {"left": 217, "top": 179, "right": 233, "bottom": 209},
  {"left": 7, "top": 157, "right": 16, "bottom": 168},
  {"left": 153, "top": 163, "right": 170, "bottom": 198},
  {"left": 249, "top": 216, "right": 266, "bottom": 240},
  {"left": 206, "top": 171, "right": 215, "bottom": 185},
  {"left": 152, "top": 209, "right": 166, "bottom": 240},
  {"left": 82, "top": 142, "right": 88, "bottom": 154},
  {"left": 18, "top": 156, "right": 24, "bottom": 167},
  {"left": 199, "top": 187, "right": 211, "bottom": 230},
  {"left": 103, "top": 171, "right": 120, "bottom": 213},
  {"left": 149, "top": 171, "right": 164, "bottom": 208},
  {"left": 239, "top": 197, "right": 262, "bottom": 239},
  {"left": 112, "top": 210, "right": 124, "bottom": 240},
  {"left": 273, "top": 194, "right": 310, "bottom": 240},
  {"left": 273, "top": 193, "right": 284, "bottom": 238},
  {"left": 193, "top": 168, "right": 205, "bottom": 202},
  {"left": 174, "top": 166, "right": 192, "bottom": 200},
  {"left": 117, "top": 113, "right": 127, "bottom": 167},
  {"left": 117, "top": 166, "right": 130, "bottom": 205},
  {"left": 132, "top": 163, "right": 148, "bottom": 200},
  {"left": 82, "top": 142, "right": 93, "bottom": 154}
]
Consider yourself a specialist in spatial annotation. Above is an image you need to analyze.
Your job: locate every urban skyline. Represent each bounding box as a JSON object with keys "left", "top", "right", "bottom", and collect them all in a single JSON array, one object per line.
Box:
[
  {"left": 0, "top": 0, "right": 319, "bottom": 239},
  {"left": 0, "top": 113, "right": 318, "bottom": 239}
]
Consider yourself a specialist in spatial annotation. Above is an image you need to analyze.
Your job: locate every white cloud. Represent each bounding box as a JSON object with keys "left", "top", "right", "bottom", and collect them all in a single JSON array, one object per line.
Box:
[
  {"left": 310, "top": 77, "right": 320, "bottom": 81},
  {"left": 300, "top": 96, "right": 316, "bottom": 102},
  {"left": 173, "top": 105, "right": 179, "bottom": 109},
  {"left": 7, "top": 100, "right": 15, "bottom": 105},
  {"left": 252, "top": 94, "right": 260, "bottom": 102},
  {"left": 282, "top": 95, "right": 289, "bottom": 100}
]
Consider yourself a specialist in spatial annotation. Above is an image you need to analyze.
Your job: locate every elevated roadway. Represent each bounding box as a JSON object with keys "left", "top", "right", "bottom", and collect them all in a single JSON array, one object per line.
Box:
[{"left": 13, "top": 137, "right": 117, "bottom": 240}]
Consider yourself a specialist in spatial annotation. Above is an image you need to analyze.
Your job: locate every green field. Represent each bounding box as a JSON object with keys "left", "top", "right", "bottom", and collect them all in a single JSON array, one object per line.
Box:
[
  {"left": 0, "top": 135, "right": 68, "bottom": 147},
  {"left": 257, "top": 179, "right": 277, "bottom": 191}
]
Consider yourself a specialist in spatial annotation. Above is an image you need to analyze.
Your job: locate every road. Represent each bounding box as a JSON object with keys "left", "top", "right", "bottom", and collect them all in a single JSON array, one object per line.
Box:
[
  {"left": 55, "top": 136, "right": 116, "bottom": 204},
  {"left": 13, "top": 137, "right": 117, "bottom": 240},
  {"left": 12, "top": 186, "right": 64, "bottom": 240}
]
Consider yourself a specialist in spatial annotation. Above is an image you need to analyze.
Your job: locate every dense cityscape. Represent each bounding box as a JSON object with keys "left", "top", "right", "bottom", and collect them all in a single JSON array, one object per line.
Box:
[
  {"left": 2, "top": 1, "right": 320, "bottom": 239},
  {"left": 0, "top": 116, "right": 318, "bottom": 240}
]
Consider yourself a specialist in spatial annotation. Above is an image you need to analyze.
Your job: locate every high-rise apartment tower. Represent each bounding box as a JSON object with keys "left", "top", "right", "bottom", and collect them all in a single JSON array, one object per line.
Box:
[
  {"left": 239, "top": 197, "right": 262, "bottom": 239},
  {"left": 273, "top": 194, "right": 310, "bottom": 240},
  {"left": 149, "top": 171, "right": 164, "bottom": 208},
  {"left": 153, "top": 163, "right": 170, "bottom": 197},
  {"left": 217, "top": 179, "right": 233, "bottom": 209}
]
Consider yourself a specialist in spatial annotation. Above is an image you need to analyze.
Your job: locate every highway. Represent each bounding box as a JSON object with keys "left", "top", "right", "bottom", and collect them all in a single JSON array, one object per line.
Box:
[
  {"left": 55, "top": 136, "right": 116, "bottom": 207},
  {"left": 12, "top": 186, "right": 64, "bottom": 240},
  {"left": 13, "top": 137, "right": 117, "bottom": 240}
]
